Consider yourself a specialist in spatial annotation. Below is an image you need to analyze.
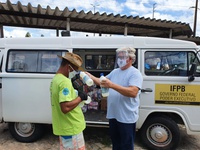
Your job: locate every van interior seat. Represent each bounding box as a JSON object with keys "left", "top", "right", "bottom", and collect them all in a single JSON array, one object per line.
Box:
[{"left": 13, "top": 61, "right": 28, "bottom": 72}]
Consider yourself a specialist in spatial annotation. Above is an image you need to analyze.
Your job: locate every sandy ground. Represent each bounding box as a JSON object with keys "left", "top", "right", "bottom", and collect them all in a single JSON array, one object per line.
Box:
[{"left": 1, "top": 123, "right": 200, "bottom": 150}]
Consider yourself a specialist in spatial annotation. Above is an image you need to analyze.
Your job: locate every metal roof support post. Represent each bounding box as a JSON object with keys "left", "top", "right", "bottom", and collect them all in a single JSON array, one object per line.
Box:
[
  {"left": 124, "top": 24, "right": 128, "bottom": 36},
  {"left": 193, "top": 0, "right": 198, "bottom": 37},
  {"left": 169, "top": 29, "right": 172, "bottom": 38},
  {"left": 0, "top": 24, "right": 4, "bottom": 38},
  {"left": 66, "top": 18, "right": 70, "bottom": 31}
]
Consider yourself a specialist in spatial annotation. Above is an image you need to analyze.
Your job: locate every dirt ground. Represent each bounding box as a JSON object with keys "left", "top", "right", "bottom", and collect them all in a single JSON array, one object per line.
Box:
[{"left": 1, "top": 123, "right": 200, "bottom": 150}]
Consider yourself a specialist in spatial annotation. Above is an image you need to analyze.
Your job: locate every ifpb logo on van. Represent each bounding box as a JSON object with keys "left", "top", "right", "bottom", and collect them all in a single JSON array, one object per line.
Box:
[
  {"left": 155, "top": 84, "right": 200, "bottom": 105},
  {"left": 170, "top": 85, "right": 185, "bottom": 92}
]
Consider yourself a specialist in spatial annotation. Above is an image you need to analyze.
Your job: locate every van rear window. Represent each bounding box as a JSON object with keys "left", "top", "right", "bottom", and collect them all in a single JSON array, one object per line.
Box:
[{"left": 6, "top": 50, "right": 65, "bottom": 73}]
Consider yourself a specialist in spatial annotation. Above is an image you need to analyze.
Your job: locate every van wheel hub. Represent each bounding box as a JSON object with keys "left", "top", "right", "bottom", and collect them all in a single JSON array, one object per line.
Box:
[
  {"left": 14, "top": 122, "right": 35, "bottom": 137},
  {"left": 150, "top": 126, "right": 168, "bottom": 143}
]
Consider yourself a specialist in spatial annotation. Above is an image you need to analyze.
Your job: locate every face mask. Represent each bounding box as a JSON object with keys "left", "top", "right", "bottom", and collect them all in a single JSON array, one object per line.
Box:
[
  {"left": 117, "top": 58, "right": 127, "bottom": 68},
  {"left": 69, "top": 70, "right": 78, "bottom": 79},
  {"left": 68, "top": 65, "right": 79, "bottom": 79}
]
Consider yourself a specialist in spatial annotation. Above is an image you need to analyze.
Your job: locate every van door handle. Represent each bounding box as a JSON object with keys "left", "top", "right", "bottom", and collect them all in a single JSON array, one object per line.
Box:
[{"left": 141, "top": 88, "right": 152, "bottom": 92}]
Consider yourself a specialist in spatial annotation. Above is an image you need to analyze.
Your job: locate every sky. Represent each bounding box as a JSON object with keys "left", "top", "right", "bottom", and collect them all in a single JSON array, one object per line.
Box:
[{"left": 1, "top": 0, "right": 200, "bottom": 38}]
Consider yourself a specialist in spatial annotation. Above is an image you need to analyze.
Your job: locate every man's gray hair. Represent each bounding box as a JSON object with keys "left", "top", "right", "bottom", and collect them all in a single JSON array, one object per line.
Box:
[{"left": 116, "top": 47, "right": 136, "bottom": 63}]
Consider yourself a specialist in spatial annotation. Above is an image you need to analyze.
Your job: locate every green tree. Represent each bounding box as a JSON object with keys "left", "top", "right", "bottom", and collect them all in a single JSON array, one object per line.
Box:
[{"left": 25, "top": 32, "right": 31, "bottom": 37}]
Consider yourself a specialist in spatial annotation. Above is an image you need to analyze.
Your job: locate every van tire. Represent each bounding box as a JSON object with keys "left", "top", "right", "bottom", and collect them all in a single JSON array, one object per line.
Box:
[
  {"left": 139, "top": 115, "right": 181, "bottom": 150},
  {"left": 8, "top": 122, "right": 45, "bottom": 143}
]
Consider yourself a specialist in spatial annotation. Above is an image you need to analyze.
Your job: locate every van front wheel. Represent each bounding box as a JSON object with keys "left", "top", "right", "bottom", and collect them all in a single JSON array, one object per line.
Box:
[
  {"left": 139, "top": 116, "right": 181, "bottom": 150},
  {"left": 8, "top": 122, "right": 45, "bottom": 142}
]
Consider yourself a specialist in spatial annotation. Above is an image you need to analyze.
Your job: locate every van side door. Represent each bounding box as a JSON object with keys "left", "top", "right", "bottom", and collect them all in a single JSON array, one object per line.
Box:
[
  {"left": 138, "top": 49, "right": 200, "bottom": 129},
  {"left": 137, "top": 48, "right": 200, "bottom": 150}
]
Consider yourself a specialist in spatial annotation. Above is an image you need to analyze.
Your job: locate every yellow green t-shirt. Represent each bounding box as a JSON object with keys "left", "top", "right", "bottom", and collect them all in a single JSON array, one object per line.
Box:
[{"left": 50, "top": 74, "right": 86, "bottom": 136}]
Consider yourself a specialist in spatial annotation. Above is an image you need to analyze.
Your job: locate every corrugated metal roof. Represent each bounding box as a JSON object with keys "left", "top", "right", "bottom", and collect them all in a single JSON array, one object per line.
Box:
[{"left": 0, "top": 0, "right": 193, "bottom": 37}]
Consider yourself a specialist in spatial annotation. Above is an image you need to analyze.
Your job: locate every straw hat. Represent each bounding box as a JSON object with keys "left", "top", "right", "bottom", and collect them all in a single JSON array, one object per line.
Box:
[{"left": 58, "top": 52, "right": 83, "bottom": 70}]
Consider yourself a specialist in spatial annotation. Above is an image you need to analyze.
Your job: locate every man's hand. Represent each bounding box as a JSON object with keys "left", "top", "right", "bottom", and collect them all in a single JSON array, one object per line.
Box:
[
  {"left": 100, "top": 78, "right": 113, "bottom": 88},
  {"left": 78, "top": 91, "right": 88, "bottom": 101},
  {"left": 71, "top": 74, "right": 84, "bottom": 90}
]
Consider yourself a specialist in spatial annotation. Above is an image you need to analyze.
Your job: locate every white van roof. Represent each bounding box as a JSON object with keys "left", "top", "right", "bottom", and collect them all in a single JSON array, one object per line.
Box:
[{"left": 0, "top": 36, "right": 198, "bottom": 49}]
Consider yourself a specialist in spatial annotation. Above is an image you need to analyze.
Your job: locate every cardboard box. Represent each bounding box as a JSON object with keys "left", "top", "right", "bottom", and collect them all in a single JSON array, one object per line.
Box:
[{"left": 101, "top": 97, "right": 107, "bottom": 110}]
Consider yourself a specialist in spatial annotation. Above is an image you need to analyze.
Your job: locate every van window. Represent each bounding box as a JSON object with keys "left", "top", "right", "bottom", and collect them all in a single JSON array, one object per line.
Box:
[
  {"left": 6, "top": 50, "right": 64, "bottom": 73},
  {"left": 144, "top": 51, "right": 197, "bottom": 76},
  {"left": 85, "top": 54, "right": 115, "bottom": 70}
]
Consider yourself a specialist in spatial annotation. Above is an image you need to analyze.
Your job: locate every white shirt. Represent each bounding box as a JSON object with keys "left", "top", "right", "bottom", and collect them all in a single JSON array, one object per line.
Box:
[{"left": 106, "top": 66, "right": 143, "bottom": 123}]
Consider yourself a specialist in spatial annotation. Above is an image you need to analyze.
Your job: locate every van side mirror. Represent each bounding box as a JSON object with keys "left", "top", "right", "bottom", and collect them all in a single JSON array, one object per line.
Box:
[{"left": 188, "top": 63, "right": 197, "bottom": 82}]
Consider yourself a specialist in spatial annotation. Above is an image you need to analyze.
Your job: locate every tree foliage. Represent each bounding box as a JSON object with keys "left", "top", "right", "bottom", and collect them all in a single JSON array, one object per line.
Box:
[{"left": 25, "top": 32, "right": 31, "bottom": 37}]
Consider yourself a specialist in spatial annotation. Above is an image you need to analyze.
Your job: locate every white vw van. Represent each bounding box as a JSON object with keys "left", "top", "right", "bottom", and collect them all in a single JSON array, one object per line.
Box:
[{"left": 0, "top": 36, "right": 200, "bottom": 150}]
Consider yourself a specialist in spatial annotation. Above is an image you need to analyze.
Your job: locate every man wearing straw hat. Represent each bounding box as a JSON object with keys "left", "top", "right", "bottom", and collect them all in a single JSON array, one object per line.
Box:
[{"left": 50, "top": 52, "right": 87, "bottom": 150}]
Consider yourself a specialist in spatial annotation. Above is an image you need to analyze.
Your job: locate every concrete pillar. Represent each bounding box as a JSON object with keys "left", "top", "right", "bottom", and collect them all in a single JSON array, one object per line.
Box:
[
  {"left": 61, "top": 18, "right": 71, "bottom": 36},
  {"left": 124, "top": 24, "right": 128, "bottom": 36},
  {"left": 169, "top": 29, "right": 172, "bottom": 38},
  {"left": 66, "top": 18, "right": 70, "bottom": 31}
]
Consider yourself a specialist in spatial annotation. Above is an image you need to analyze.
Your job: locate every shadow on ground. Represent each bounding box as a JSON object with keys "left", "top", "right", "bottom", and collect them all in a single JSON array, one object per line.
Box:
[{"left": 83, "top": 126, "right": 147, "bottom": 150}]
